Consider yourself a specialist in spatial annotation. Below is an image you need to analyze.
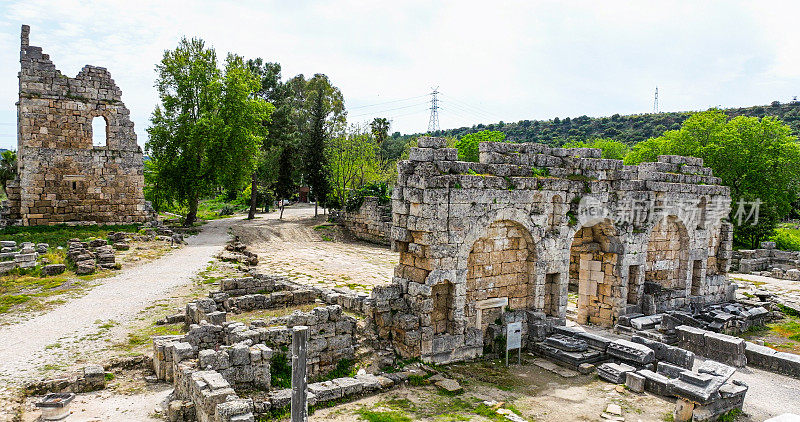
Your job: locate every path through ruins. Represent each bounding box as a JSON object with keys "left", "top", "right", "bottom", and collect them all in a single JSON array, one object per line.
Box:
[{"left": 0, "top": 217, "right": 234, "bottom": 389}]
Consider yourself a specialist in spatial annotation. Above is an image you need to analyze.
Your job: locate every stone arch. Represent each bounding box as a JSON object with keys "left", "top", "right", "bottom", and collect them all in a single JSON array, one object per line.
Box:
[
  {"left": 645, "top": 215, "right": 690, "bottom": 290},
  {"left": 567, "top": 220, "right": 624, "bottom": 326},
  {"left": 465, "top": 220, "right": 536, "bottom": 336}
]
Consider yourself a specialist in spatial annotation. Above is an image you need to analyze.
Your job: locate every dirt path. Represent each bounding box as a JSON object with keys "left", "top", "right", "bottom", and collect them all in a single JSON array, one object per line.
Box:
[
  {"left": 0, "top": 218, "right": 234, "bottom": 390},
  {"left": 232, "top": 204, "right": 397, "bottom": 292}
]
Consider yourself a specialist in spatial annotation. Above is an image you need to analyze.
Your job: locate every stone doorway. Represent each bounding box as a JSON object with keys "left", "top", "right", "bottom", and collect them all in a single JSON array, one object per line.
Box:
[
  {"left": 568, "top": 222, "right": 623, "bottom": 326},
  {"left": 465, "top": 220, "right": 536, "bottom": 337}
]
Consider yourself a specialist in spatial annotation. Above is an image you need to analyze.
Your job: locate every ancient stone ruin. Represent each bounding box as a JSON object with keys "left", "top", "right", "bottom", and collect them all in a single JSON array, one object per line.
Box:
[
  {"left": 374, "top": 137, "right": 734, "bottom": 364},
  {"left": 1, "top": 25, "right": 151, "bottom": 226}
]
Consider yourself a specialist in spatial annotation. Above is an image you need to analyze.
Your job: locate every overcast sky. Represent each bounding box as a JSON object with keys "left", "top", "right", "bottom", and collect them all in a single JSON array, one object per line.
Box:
[{"left": 1, "top": 1, "right": 799, "bottom": 150}]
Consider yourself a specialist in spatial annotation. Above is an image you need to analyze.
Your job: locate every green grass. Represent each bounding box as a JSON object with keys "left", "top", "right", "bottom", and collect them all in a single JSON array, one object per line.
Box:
[
  {"left": 0, "top": 223, "right": 139, "bottom": 249},
  {"left": 771, "top": 223, "right": 800, "bottom": 251},
  {"left": 356, "top": 408, "right": 412, "bottom": 422},
  {"left": 196, "top": 195, "right": 249, "bottom": 220},
  {"left": 770, "top": 316, "right": 800, "bottom": 341},
  {"left": 718, "top": 408, "right": 742, "bottom": 422}
]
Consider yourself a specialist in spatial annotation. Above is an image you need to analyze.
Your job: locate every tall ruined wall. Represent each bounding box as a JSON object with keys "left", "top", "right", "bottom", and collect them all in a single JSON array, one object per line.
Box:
[
  {"left": 374, "top": 136, "right": 733, "bottom": 364},
  {"left": 4, "top": 25, "right": 150, "bottom": 226}
]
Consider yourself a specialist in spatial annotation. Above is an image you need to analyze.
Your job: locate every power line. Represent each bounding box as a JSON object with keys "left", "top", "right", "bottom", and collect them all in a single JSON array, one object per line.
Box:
[
  {"left": 348, "top": 101, "right": 429, "bottom": 118},
  {"left": 439, "top": 93, "right": 505, "bottom": 121},
  {"left": 347, "top": 94, "right": 428, "bottom": 110},
  {"left": 428, "top": 86, "right": 440, "bottom": 132}
]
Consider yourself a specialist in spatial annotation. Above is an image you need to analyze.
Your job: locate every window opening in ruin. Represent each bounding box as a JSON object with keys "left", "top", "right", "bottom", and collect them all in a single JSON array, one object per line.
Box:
[
  {"left": 691, "top": 260, "right": 703, "bottom": 295},
  {"left": 627, "top": 265, "right": 640, "bottom": 304},
  {"left": 432, "top": 281, "right": 453, "bottom": 335},
  {"left": 92, "top": 116, "right": 107, "bottom": 147},
  {"left": 544, "top": 273, "right": 561, "bottom": 316},
  {"left": 71, "top": 181, "right": 77, "bottom": 191}
]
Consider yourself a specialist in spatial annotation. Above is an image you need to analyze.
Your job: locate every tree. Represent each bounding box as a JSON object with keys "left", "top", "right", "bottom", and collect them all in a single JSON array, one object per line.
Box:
[
  {"left": 370, "top": 118, "right": 390, "bottom": 145},
  {"left": 563, "top": 138, "right": 630, "bottom": 160},
  {"left": 454, "top": 130, "right": 506, "bottom": 162},
  {"left": 624, "top": 110, "right": 800, "bottom": 248},
  {"left": 245, "top": 58, "right": 284, "bottom": 219},
  {"left": 0, "top": 150, "right": 17, "bottom": 195},
  {"left": 146, "top": 38, "right": 271, "bottom": 226},
  {"left": 326, "top": 125, "right": 391, "bottom": 208},
  {"left": 298, "top": 74, "right": 345, "bottom": 216}
]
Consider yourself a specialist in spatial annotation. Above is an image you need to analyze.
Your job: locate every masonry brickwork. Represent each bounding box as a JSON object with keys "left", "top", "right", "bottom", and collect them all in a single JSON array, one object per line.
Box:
[
  {"left": 2, "top": 25, "right": 151, "bottom": 226},
  {"left": 372, "top": 137, "right": 734, "bottom": 364}
]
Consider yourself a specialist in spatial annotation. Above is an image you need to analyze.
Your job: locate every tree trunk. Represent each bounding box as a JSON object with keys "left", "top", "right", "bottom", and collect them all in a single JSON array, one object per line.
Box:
[
  {"left": 247, "top": 172, "right": 258, "bottom": 220},
  {"left": 280, "top": 202, "right": 285, "bottom": 220},
  {"left": 315, "top": 201, "right": 318, "bottom": 217},
  {"left": 185, "top": 196, "right": 199, "bottom": 227}
]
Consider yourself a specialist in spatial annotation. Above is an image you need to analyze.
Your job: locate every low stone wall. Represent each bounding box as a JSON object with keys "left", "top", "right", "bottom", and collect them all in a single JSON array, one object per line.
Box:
[
  {"left": 225, "top": 290, "right": 315, "bottom": 313},
  {"left": 731, "top": 241, "right": 800, "bottom": 279},
  {"left": 330, "top": 196, "right": 392, "bottom": 246},
  {"left": 155, "top": 305, "right": 357, "bottom": 381},
  {"left": 198, "top": 342, "right": 272, "bottom": 390},
  {"left": 745, "top": 342, "right": 800, "bottom": 378},
  {"left": 172, "top": 362, "right": 253, "bottom": 422},
  {"left": 24, "top": 364, "right": 106, "bottom": 395},
  {"left": 217, "top": 275, "right": 289, "bottom": 297}
]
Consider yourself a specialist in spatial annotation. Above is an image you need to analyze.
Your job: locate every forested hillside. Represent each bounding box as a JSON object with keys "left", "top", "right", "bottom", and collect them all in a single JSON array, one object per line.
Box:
[{"left": 428, "top": 100, "right": 800, "bottom": 146}]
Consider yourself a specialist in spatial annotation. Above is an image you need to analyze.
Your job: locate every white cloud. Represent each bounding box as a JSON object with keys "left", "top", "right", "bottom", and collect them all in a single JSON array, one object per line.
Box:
[{"left": 0, "top": 0, "right": 799, "bottom": 149}]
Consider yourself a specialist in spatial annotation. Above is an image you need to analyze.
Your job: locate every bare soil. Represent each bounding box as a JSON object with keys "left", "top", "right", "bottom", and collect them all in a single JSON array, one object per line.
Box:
[{"left": 230, "top": 204, "right": 397, "bottom": 293}]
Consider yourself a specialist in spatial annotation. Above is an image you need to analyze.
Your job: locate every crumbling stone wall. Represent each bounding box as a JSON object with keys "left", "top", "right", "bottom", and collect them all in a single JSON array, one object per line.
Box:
[
  {"left": 375, "top": 137, "right": 733, "bottom": 364},
  {"left": 331, "top": 196, "right": 392, "bottom": 245},
  {"left": 2, "top": 25, "right": 150, "bottom": 226}
]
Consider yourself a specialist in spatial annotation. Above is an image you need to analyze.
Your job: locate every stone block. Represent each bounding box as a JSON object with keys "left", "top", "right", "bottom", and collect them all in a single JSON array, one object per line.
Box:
[{"left": 625, "top": 371, "right": 646, "bottom": 393}]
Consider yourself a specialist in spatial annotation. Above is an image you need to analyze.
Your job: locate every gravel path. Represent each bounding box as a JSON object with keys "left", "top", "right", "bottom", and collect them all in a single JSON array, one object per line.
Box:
[{"left": 0, "top": 218, "right": 233, "bottom": 388}]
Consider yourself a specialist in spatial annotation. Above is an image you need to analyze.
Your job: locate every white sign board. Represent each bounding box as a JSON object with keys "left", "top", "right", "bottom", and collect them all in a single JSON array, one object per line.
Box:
[{"left": 507, "top": 322, "right": 522, "bottom": 350}]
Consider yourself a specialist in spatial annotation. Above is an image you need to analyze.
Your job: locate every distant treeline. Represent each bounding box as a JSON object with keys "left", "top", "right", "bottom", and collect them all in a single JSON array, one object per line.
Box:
[{"left": 380, "top": 101, "right": 800, "bottom": 160}]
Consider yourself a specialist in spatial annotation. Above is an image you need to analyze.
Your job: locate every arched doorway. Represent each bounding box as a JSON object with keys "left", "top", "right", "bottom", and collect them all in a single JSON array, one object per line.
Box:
[
  {"left": 466, "top": 220, "right": 536, "bottom": 337},
  {"left": 645, "top": 216, "right": 689, "bottom": 291},
  {"left": 568, "top": 221, "right": 623, "bottom": 326}
]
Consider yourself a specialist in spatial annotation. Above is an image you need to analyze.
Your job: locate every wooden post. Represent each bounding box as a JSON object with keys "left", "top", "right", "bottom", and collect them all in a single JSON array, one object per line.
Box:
[{"left": 291, "top": 326, "right": 309, "bottom": 422}]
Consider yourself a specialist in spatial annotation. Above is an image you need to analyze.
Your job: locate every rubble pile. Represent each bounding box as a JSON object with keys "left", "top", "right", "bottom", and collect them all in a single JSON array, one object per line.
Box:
[
  {"left": 616, "top": 301, "right": 771, "bottom": 341},
  {"left": 217, "top": 238, "right": 258, "bottom": 266},
  {"left": 0, "top": 240, "right": 62, "bottom": 275}
]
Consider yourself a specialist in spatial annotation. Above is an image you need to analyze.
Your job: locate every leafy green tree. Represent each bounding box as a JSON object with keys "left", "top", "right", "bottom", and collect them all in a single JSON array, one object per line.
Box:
[
  {"left": 454, "top": 130, "right": 506, "bottom": 162},
  {"left": 297, "top": 74, "right": 345, "bottom": 216},
  {"left": 0, "top": 150, "right": 17, "bottom": 195},
  {"left": 326, "top": 125, "right": 391, "bottom": 208},
  {"left": 563, "top": 138, "right": 630, "bottom": 160},
  {"left": 370, "top": 117, "right": 390, "bottom": 145},
  {"left": 624, "top": 110, "right": 800, "bottom": 247},
  {"left": 245, "top": 58, "right": 284, "bottom": 219},
  {"left": 146, "top": 38, "right": 271, "bottom": 226}
]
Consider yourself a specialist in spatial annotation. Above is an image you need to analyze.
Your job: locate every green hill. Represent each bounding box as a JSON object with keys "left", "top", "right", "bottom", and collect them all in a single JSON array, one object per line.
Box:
[{"left": 429, "top": 100, "right": 800, "bottom": 146}]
